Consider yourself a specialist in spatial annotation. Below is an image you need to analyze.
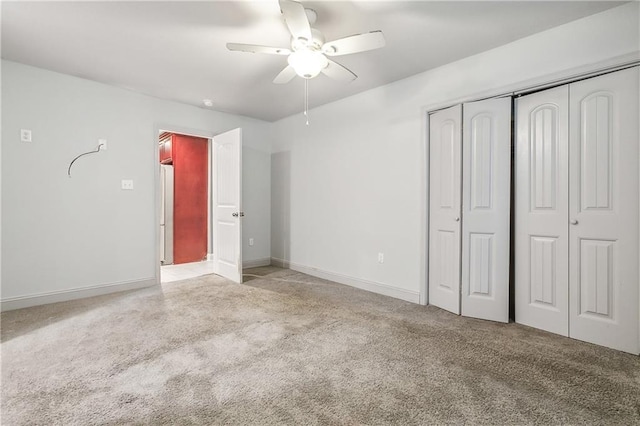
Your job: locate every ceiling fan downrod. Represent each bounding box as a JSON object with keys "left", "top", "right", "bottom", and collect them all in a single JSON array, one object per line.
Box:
[{"left": 304, "top": 78, "right": 309, "bottom": 126}]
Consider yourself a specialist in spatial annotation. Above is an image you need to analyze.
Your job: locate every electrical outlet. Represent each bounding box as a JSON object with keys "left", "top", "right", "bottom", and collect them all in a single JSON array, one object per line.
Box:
[
  {"left": 98, "top": 138, "right": 107, "bottom": 150},
  {"left": 121, "top": 179, "right": 134, "bottom": 190},
  {"left": 249, "top": 238, "right": 254, "bottom": 246},
  {"left": 378, "top": 253, "right": 384, "bottom": 263},
  {"left": 20, "top": 129, "right": 32, "bottom": 142}
]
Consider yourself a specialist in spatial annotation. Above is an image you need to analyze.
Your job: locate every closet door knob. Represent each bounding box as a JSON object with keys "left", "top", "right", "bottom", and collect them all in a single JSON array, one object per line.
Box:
[
  {"left": 455, "top": 217, "right": 460, "bottom": 222},
  {"left": 232, "top": 212, "right": 239, "bottom": 217},
  {"left": 570, "top": 219, "right": 578, "bottom": 225}
]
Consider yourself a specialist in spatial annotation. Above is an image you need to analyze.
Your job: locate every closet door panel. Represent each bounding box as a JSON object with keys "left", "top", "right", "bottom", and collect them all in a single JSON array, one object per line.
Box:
[
  {"left": 515, "top": 86, "right": 569, "bottom": 336},
  {"left": 569, "top": 67, "right": 639, "bottom": 354},
  {"left": 461, "top": 97, "right": 511, "bottom": 323},
  {"left": 429, "top": 105, "right": 462, "bottom": 314}
]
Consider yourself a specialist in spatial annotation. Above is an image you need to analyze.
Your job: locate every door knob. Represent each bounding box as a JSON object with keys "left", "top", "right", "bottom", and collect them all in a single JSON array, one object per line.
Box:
[
  {"left": 455, "top": 217, "right": 460, "bottom": 222},
  {"left": 570, "top": 219, "right": 578, "bottom": 225},
  {"left": 232, "top": 212, "right": 238, "bottom": 217}
]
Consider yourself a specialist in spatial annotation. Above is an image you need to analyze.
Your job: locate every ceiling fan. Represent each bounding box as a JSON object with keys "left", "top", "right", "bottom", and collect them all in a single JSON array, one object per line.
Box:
[{"left": 226, "top": 0, "right": 386, "bottom": 84}]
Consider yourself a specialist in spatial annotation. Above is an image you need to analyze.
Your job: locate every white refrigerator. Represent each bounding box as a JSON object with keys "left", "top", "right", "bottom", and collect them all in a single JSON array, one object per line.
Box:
[{"left": 160, "top": 164, "right": 174, "bottom": 265}]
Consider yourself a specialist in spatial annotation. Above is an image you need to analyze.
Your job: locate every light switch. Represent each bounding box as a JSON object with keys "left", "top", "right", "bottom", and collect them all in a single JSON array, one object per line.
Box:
[
  {"left": 20, "top": 129, "right": 32, "bottom": 142},
  {"left": 121, "top": 179, "right": 134, "bottom": 190}
]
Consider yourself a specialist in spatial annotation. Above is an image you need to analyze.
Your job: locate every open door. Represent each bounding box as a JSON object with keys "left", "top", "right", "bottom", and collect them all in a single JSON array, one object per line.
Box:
[
  {"left": 461, "top": 97, "right": 511, "bottom": 323},
  {"left": 515, "top": 86, "right": 570, "bottom": 336},
  {"left": 212, "top": 128, "right": 243, "bottom": 283},
  {"left": 428, "top": 104, "right": 462, "bottom": 314}
]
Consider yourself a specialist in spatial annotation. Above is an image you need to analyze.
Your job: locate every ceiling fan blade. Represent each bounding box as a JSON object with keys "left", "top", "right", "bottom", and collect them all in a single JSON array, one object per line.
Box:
[
  {"left": 273, "top": 65, "right": 297, "bottom": 84},
  {"left": 227, "top": 43, "right": 291, "bottom": 55},
  {"left": 321, "top": 59, "right": 357, "bottom": 82},
  {"left": 279, "top": 0, "right": 312, "bottom": 42},
  {"left": 322, "top": 31, "right": 386, "bottom": 56}
]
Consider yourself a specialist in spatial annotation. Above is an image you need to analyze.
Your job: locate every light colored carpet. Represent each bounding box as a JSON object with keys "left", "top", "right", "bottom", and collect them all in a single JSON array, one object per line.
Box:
[{"left": 2, "top": 266, "right": 639, "bottom": 425}]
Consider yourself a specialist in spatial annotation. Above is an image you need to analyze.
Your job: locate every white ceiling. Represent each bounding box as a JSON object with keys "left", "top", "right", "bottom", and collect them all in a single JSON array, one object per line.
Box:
[{"left": 1, "top": 1, "right": 624, "bottom": 121}]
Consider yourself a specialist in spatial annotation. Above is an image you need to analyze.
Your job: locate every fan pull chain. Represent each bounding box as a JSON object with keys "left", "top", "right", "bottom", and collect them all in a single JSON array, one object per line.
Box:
[{"left": 304, "top": 78, "right": 309, "bottom": 126}]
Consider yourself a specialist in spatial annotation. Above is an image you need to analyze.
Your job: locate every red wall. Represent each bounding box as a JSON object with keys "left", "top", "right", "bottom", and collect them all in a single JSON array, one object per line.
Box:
[{"left": 172, "top": 134, "right": 208, "bottom": 264}]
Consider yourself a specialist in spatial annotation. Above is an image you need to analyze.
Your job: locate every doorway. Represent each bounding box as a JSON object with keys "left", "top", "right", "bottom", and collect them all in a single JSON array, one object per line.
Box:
[
  {"left": 155, "top": 126, "right": 244, "bottom": 284},
  {"left": 159, "top": 131, "right": 212, "bottom": 282}
]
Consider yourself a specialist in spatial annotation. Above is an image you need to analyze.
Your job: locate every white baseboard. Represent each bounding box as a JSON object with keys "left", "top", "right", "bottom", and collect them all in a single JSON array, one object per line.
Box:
[
  {"left": 0, "top": 277, "right": 157, "bottom": 312},
  {"left": 270, "top": 257, "right": 290, "bottom": 269},
  {"left": 272, "top": 258, "right": 420, "bottom": 304},
  {"left": 243, "top": 258, "right": 271, "bottom": 269},
  {"left": 208, "top": 256, "right": 270, "bottom": 269}
]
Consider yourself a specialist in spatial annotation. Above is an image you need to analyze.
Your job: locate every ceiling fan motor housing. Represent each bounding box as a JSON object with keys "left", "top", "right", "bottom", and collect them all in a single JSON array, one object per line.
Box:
[{"left": 291, "top": 28, "right": 325, "bottom": 52}]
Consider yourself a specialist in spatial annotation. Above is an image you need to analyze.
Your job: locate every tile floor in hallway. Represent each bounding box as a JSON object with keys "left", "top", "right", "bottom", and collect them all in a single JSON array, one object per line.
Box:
[{"left": 161, "top": 260, "right": 214, "bottom": 283}]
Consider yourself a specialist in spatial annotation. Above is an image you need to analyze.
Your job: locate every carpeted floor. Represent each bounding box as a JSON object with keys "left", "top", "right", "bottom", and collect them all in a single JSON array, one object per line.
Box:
[{"left": 2, "top": 266, "right": 639, "bottom": 425}]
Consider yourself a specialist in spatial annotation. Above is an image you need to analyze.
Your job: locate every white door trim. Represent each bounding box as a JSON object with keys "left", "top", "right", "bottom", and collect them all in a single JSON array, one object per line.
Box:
[{"left": 420, "top": 112, "right": 430, "bottom": 305}]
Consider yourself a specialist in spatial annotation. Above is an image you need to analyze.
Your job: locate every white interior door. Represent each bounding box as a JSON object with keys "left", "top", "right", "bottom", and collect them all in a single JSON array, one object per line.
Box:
[
  {"left": 429, "top": 105, "right": 462, "bottom": 314},
  {"left": 568, "top": 67, "right": 639, "bottom": 354},
  {"left": 515, "top": 86, "right": 569, "bottom": 336},
  {"left": 461, "top": 97, "right": 511, "bottom": 323},
  {"left": 212, "top": 128, "right": 243, "bottom": 283}
]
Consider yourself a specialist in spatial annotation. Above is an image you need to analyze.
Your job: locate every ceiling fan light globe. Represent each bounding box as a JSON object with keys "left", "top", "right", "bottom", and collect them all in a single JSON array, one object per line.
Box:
[{"left": 287, "top": 49, "right": 328, "bottom": 79}]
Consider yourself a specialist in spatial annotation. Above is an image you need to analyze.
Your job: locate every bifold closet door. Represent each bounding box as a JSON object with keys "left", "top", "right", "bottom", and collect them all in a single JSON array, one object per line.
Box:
[
  {"left": 515, "top": 67, "right": 639, "bottom": 354},
  {"left": 461, "top": 97, "right": 512, "bottom": 323},
  {"left": 429, "top": 104, "right": 462, "bottom": 314},
  {"left": 515, "top": 86, "right": 570, "bottom": 336},
  {"left": 568, "top": 67, "right": 639, "bottom": 354}
]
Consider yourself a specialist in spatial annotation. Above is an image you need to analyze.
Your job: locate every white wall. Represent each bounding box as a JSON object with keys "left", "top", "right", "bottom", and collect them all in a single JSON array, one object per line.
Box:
[
  {"left": 270, "top": 3, "right": 640, "bottom": 302},
  {"left": 2, "top": 3, "right": 638, "bottom": 310},
  {"left": 242, "top": 145, "right": 271, "bottom": 266},
  {"left": 1, "top": 60, "right": 271, "bottom": 308}
]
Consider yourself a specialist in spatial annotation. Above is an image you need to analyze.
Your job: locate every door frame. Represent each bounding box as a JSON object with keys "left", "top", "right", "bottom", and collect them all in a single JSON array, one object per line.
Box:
[{"left": 152, "top": 124, "right": 215, "bottom": 283}]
